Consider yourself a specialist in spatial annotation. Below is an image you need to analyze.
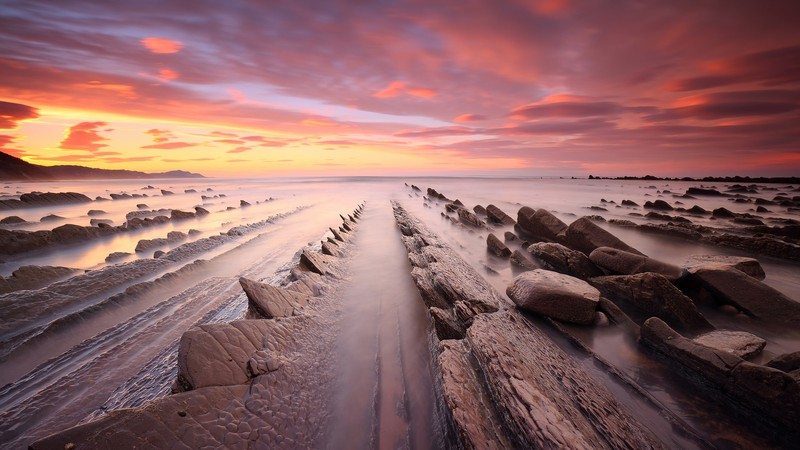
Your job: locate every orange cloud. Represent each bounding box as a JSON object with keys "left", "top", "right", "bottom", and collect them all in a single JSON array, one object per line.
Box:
[
  {"left": 454, "top": 113, "right": 487, "bottom": 123},
  {"left": 0, "top": 101, "right": 40, "bottom": 129},
  {"left": 141, "top": 37, "right": 183, "bottom": 54},
  {"left": 59, "top": 121, "right": 111, "bottom": 151},
  {"left": 158, "top": 69, "right": 179, "bottom": 81},
  {"left": 373, "top": 81, "right": 437, "bottom": 99},
  {"left": 141, "top": 141, "right": 195, "bottom": 149},
  {"left": 302, "top": 118, "right": 338, "bottom": 127},
  {"left": 77, "top": 81, "right": 138, "bottom": 99},
  {"left": 146, "top": 128, "right": 174, "bottom": 143}
]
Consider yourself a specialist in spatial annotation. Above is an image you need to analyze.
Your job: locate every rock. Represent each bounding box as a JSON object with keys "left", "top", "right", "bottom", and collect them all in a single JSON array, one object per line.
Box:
[
  {"left": 516, "top": 207, "right": 567, "bottom": 241},
  {"left": 485, "top": 204, "right": 515, "bottom": 225},
  {"left": 688, "top": 265, "right": 800, "bottom": 323},
  {"left": 641, "top": 318, "right": 800, "bottom": 436},
  {"left": 643, "top": 200, "right": 673, "bottom": 210},
  {"left": 170, "top": 209, "right": 195, "bottom": 220},
  {"left": 188, "top": 229, "right": 201, "bottom": 236},
  {"left": 593, "top": 311, "right": 609, "bottom": 326},
  {"left": 136, "top": 203, "right": 148, "bottom": 209},
  {"left": 527, "top": 242, "right": 602, "bottom": 280},
  {"left": 300, "top": 250, "right": 328, "bottom": 275},
  {"left": 687, "top": 205, "right": 709, "bottom": 215},
  {"left": 712, "top": 207, "right": 735, "bottom": 218},
  {"left": 589, "top": 247, "right": 683, "bottom": 281},
  {"left": 509, "top": 249, "right": 537, "bottom": 270},
  {"left": 321, "top": 241, "right": 339, "bottom": 256},
  {"left": 705, "top": 233, "right": 800, "bottom": 262},
  {"left": 457, "top": 208, "right": 484, "bottom": 228},
  {"left": 687, "top": 187, "right": 724, "bottom": 196},
  {"left": 0, "top": 265, "right": 80, "bottom": 294},
  {"left": 766, "top": 352, "right": 800, "bottom": 373},
  {"left": 560, "top": 217, "right": 643, "bottom": 256},
  {"left": 0, "top": 215, "right": 25, "bottom": 224},
  {"left": 105, "top": 252, "right": 130, "bottom": 262},
  {"left": 247, "top": 350, "right": 283, "bottom": 376},
  {"left": 40, "top": 214, "right": 64, "bottom": 222},
  {"left": 239, "top": 277, "right": 308, "bottom": 318},
  {"left": 430, "top": 307, "right": 466, "bottom": 340},
  {"left": 240, "top": 200, "right": 251, "bottom": 207},
  {"left": 0, "top": 191, "right": 91, "bottom": 209},
  {"left": 682, "top": 255, "right": 765, "bottom": 280},
  {"left": 693, "top": 330, "right": 766, "bottom": 359},
  {"left": 486, "top": 233, "right": 511, "bottom": 257},
  {"left": 592, "top": 273, "right": 713, "bottom": 332},
  {"left": 153, "top": 250, "right": 165, "bottom": 258},
  {"left": 621, "top": 200, "right": 639, "bottom": 207},
  {"left": 89, "top": 218, "right": 112, "bottom": 227},
  {"left": 167, "top": 231, "right": 187, "bottom": 241},
  {"left": 87, "top": 210, "right": 105, "bottom": 216},
  {"left": 161, "top": 189, "right": 174, "bottom": 196},
  {"left": 473, "top": 204, "right": 486, "bottom": 215},
  {"left": 194, "top": 206, "right": 209, "bottom": 216},
  {"left": 507, "top": 269, "right": 600, "bottom": 324},
  {"left": 177, "top": 320, "right": 270, "bottom": 390},
  {"left": 441, "top": 310, "right": 663, "bottom": 449}
]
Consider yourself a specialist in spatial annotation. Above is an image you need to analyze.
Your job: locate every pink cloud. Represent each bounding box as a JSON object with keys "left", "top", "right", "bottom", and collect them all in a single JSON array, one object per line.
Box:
[
  {"left": 59, "top": 121, "right": 111, "bottom": 151},
  {"left": 373, "top": 81, "right": 437, "bottom": 99},
  {"left": 141, "top": 37, "right": 183, "bottom": 54},
  {"left": 226, "top": 146, "right": 250, "bottom": 153},
  {"left": 453, "top": 114, "right": 487, "bottom": 123}
]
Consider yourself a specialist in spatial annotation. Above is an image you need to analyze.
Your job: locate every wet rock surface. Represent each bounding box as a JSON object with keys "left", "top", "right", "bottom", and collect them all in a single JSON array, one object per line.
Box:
[
  {"left": 485, "top": 204, "right": 515, "bottom": 225},
  {"left": 592, "top": 273, "right": 713, "bottom": 332},
  {"left": 0, "top": 192, "right": 92, "bottom": 209},
  {"left": 682, "top": 255, "right": 765, "bottom": 280},
  {"left": 560, "top": 216, "right": 643, "bottom": 256},
  {"left": 507, "top": 269, "right": 600, "bottom": 324},
  {"left": 486, "top": 233, "right": 511, "bottom": 257},
  {"left": 0, "top": 265, "right": 80, "bottom": 295},
  {"left": 516, "top": 206, "right": 567, "bottom": 241},
  {"left": 527, "top": 242, "right": 603, "bottom": 279},
  {"left": 589, "top": 246, "right": 684, "bottom": 281},
  {"left": 693, "top": 330, "right": 766, "bottom": 359}
]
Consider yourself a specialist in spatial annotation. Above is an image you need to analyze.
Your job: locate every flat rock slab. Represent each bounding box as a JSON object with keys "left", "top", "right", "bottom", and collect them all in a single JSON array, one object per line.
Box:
[
  {"left": 0, "top": 265, "right": 80, "bottom": 295},
  {"left": 459, "top": 310, "right": 662, "bottom": 449},
  {"left": 693, "top": 330, "right": 766, "bottom": 359},
  {"left": 683, "top": 254, "right": 765, "bottom": 280},
  {"left": 590, "top": 246, "right": 684, "bottom": 281},
  {"left": 690, "top": 265, "right": 800, "bottom": 324},
  {"left": 485, "top": 204, "right": 515, "bottom": 225},
  {"left": 239, "top": 277, "right": 308, "bottom": 318},
  {"left": 507, "top": 269, "right": 599, "bottom": 324}
]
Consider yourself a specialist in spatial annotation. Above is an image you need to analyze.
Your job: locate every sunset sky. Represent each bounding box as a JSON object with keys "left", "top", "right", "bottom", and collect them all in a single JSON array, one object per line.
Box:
[{"left": 1, "top": 0, "right": 799, "bottom": 177}]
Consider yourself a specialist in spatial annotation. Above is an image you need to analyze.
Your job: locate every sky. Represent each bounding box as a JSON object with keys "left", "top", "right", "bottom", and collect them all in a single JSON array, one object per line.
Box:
[{"left": 1, "top": 0, "right": 799, "bottom": 178}]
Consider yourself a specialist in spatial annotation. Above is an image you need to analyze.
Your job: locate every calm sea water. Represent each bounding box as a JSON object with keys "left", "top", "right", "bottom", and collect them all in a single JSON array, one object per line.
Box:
[{"left": 0, "top": 176, "right": 798, "bottom": 448}]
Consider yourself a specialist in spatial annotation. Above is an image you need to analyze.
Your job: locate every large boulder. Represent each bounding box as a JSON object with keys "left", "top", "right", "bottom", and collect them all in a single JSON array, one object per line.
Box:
[
  {"left": 528, "top": 242, "right": 602, "bottom": 279},
  {"left": 766, "top": 352, "right": 800, "bottom": 373},
  {"left": 589, "top": 247, "right": 683, "bottom": 281},
  {"left": 507, "top": 269, "right": 600, "bottom": 324},
  {"left": 517, "top": 207, "right": 567, "bottom": 241},
  {"left": 170, "top": 209, "right": 196, "bottom": 220},
  {"left": 485, "top": 204, "right": 515, "bottom": 225},
  {"left": 560, "top": 217, "right": 643, "bottom": 256},
  {"left": 693, "top": 330, "right": 766, "bottom": 359},
  {"left": 592, "top": 273, "right": 713, "bottom": 332},
  {"left": 457, "top": 208, "right": 485, "bottom": 228},
  {"left": 688, "top": 265, "right": 800, "bottom": 324},
  {"left": 0, "top": 215, "right": 25, "bottom": 224},
  {"left": 682, "top": 255, "right": 765, "bottom": 280},
  {"left": 239, "top": 277, "right": 308, "bottom": 318},
  {"left": 486, "top": 233, "right": 511, "bottom": 257}
]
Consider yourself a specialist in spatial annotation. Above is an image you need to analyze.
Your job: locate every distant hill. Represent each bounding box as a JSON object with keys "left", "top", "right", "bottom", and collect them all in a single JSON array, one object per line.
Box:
[{"left": 0, "top": 151, "right": 205, "bottom": 180}]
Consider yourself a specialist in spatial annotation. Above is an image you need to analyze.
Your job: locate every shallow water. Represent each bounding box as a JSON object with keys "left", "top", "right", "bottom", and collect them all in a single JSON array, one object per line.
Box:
[{"left": 1, "top": 176, "right": 798, "bottom": 448}]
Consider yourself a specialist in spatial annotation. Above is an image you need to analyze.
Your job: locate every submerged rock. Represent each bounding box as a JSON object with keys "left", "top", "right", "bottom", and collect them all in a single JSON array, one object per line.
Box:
[
  {"left": 507, "top": 269, "right": 600, "bottom": 324},
  {"left": 0, "top": 215, "right": 25, "bottom": 224},
  {"left": 510, "top": 249, "right": 537, "bottom": 270},
  {"left": 693, "top": 330, "right": 766, "bottom": 359},
  {"left": 239, "top": 277, "right": 308, "bottom": 318},
  {"left": 766, "top": 352, "right": 800, "bottom": 373},
  {"left": 0, "top": 191, "right": 92, "bottom": 209},
  {"left": 457, "top": 208, "right": 484, "bottom": 228},
  {"left": 0, "top": 265, "right": 80, "bottom": 295},
  {"left": 643, "top": 200, "right": 673, "bottom": 210}
]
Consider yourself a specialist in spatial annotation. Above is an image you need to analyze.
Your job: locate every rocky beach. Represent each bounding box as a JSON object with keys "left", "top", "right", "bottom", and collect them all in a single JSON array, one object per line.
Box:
[{"left": 0, "top": 177, "right": 799, "bottom": 449}]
